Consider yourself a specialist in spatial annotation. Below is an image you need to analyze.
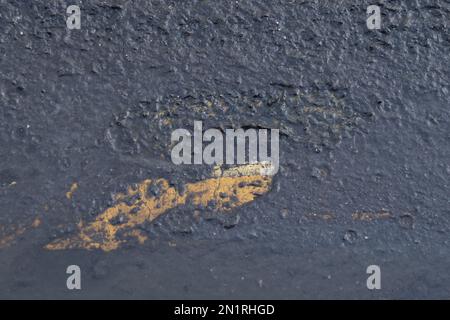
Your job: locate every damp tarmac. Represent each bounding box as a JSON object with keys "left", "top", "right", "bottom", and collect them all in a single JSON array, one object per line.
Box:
[{"left": 0, "top": 0, "right": 449, "bottom": 299}]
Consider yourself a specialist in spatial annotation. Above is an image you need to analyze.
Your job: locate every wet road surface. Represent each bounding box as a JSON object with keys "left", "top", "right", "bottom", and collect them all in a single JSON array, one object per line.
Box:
[{"left": 0, "top": 0, "right": 449, "bottom": 298}]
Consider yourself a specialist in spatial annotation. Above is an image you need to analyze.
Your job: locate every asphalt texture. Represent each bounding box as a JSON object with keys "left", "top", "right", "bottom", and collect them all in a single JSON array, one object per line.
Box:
[{"left": 0, "top": 0, "right": 449, "bottom": 299}]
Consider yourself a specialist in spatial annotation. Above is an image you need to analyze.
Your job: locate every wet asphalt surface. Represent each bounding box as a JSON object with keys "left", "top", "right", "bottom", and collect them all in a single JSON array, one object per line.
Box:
[{"left": 0, "top": 0, "right": 449, "bottom": 299}]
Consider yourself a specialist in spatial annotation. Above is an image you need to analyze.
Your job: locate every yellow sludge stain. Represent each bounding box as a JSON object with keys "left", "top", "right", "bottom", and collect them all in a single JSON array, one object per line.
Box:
[
  {"left": 66, "top": 182, "right": 78, "bottom": 200},
  {"left": 0, "top": 225, "right": 27, "bottom": 249},
  {"left": 45, "top": 163, "right": 274, "bottom": 251},
  {"left": 352, "top": 210, "right": 391, "bottom": 221},
  {"left": 0, "top": 217, "right": 41, "bottom": 249}
]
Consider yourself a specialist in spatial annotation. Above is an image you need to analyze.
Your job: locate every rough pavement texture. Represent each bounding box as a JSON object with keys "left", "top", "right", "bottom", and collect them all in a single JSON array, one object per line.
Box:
[{"left": 0, "top": 0, "right": 449, "bottom": 298}]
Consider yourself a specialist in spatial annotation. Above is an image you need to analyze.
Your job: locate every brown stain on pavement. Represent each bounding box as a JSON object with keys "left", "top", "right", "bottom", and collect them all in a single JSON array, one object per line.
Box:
[
  {"left": 352, "top": 210, "right": 392, "bottom": 221},
  {"left": 45, "top": 163, "right": 274, "bottom": 251},
  {"left": 0, "top": 217, "right": 41, "bottom": 249},
  {"left": 66, "top": 183, "right": 78, "bottom": 200},
  {"left": 0, "top": 225, "right": 27, "bottom": 249},
  {"left": 0, "top": 167, "right": 399, "bottom": 252}
]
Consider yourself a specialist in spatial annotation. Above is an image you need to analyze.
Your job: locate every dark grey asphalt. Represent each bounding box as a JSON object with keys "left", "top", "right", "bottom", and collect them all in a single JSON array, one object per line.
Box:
[{"left": 0, "top": 0, "right": 449, "bottom": 299}]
